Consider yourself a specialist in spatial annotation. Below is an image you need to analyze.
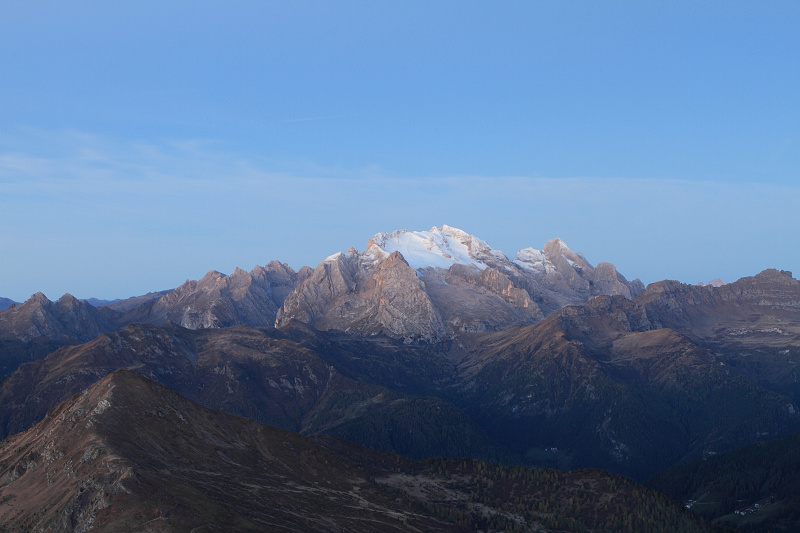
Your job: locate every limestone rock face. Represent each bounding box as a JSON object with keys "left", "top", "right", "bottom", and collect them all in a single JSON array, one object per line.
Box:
[
  {"left": 277, "top": 226, "right": 644, "bottom": 341},
  {"left": 591, "top": 262, "right": 644, "bottom": 299},
  {"left": 129, "top": 262, "right": 306, "bottom": 329},
  {"left": 0, "top": 262, "right": 309, "bottom": 341},
  {"left": 277, "top": 250, "right": 444, "bottom": 342},
  {"left": 369, "top": 251, "right": 445, "bottom": 340},
  {"left": 422, "top": 264, "right": 544, "bottom": 334}
]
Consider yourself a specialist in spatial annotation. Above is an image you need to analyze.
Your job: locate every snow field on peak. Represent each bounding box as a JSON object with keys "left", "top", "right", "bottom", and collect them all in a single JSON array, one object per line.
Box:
[
  {"left": 370, "top": 226, "right": 490, "bottom": 271},
  {"left": 335, "top": 225, "right": 588, "bottom": 279},
  {"left": 323, "top": 251, "right": 344, "bottom": 263},
  {"left": 513, "top": 248, "right": 551, "bottom": 274}
]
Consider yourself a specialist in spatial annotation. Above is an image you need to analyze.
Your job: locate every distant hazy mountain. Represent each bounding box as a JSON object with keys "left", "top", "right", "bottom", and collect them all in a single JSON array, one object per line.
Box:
[
  {"left": 97, "top": 289, "right": 170, "bottom": 311},
  {"left": 0, "top": 298, "right": 17, "bottom": 311},
  {"left": 0, "top": 369, "right": 716, "bottom": 533},
  {"left": 696, "top": 278, "right": 727, "bottom": 287},
  {"left": 0, "top": 292, "right": 118, "bottom": 343},
  {"left": 277, "top": 225, "right": 643, "bottom": 342},
  {"left": 83, "top": 297, "right": 119, "bottom": 307}
]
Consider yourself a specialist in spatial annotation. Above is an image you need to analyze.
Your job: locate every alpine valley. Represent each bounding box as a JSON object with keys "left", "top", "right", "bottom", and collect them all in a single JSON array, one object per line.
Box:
[{"left": 1, "top": 225, "right": 799, "bottom": 532}]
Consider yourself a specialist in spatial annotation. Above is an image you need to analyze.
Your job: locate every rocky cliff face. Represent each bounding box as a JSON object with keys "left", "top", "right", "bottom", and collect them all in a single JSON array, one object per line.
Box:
[
  {"left": 125, "top": 261, "right": 310, "bottom": 329},
  {"left": 277, "top": 226, "right": 643, "bottom": 341},
  {"left": 277, "top": 249, "right": 445, "bottom": 341},
  {"left": 0, "top": 263, "right": 311, "bottom": 342}
]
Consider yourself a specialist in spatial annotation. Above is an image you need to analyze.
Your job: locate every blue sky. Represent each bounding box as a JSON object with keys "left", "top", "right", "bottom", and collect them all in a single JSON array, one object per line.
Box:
[{"left": 1, "top": 1, "right": 799, "bottom": 302}]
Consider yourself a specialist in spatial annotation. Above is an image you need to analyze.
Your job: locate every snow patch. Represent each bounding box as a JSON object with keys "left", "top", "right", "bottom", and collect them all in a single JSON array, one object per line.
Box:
[
  {"left": 513, "top": 247, "right": 550, "bottom": 274},
  {"left": 368, "top": 225, "right": 493, "bottom": 271}
]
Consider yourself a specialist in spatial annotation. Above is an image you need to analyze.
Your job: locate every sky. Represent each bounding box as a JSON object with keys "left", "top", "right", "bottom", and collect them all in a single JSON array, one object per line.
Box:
[{"left": 1, "top": 1, "right": 799, "bottom": 302}]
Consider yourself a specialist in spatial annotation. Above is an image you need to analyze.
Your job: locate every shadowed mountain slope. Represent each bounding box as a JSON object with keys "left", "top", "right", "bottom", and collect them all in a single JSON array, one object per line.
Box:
[
  {"left": 446, "top": 272, "right": 800, "bottom": 479},
  {"left": 646, "top": 430, "right": 800, "bottom": 531},
  {"left": 635, "top": 269, "right": 800, "bottom": 403},
  {"left": 0, "top": 370, "right": 717, "bottom": 533},
  {"left": 0, "top": 323, "right": 508, "bottom": 465}
]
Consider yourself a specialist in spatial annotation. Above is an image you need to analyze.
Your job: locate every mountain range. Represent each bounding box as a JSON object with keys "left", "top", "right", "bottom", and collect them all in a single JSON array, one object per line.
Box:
[
  {"left": 0, "top": 226, "right": 642, "bottom": 346},
  {"left": 0, "top": 225, "right": 797, "bottom": 530}
]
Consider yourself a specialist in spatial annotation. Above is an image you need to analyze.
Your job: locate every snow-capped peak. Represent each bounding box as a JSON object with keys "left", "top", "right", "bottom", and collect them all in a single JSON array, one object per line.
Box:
[
  {"left": 697, "top": 278, "right": 727, "bottom": 288},
  {"left": 367, "top": 225, "right": 504, "bottom": 271},
  {"left": 513, "top": 247, "right": 551, "bottom": 274},
  {"left": 323, "top": 251, "right": 344, "bottom": 263},
  {"left": 323, "top": 248, "right": 358, "bottom": 263},
  {"left": 513, "top": 238, "right": 590, "bottom": 275}
]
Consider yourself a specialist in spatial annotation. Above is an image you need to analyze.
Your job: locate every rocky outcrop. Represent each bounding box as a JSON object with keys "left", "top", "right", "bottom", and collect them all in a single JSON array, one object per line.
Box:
[
  {"left": 422, "top": 264, "right": 544, "bottom": 334},
  {"left": 591, "top": 262, "right": 644, "bottom": 299},
  {"left": 2, "top": 262, "right": 310, "bottom": 341},
  {"left": 125, "top": 261, "right": 308, "bottom": 329}
]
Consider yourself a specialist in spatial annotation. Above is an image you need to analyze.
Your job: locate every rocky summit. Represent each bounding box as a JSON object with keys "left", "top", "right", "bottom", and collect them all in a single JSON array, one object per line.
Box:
[{"left": 276, "top": 225, "right": 643, "bottom": 342}]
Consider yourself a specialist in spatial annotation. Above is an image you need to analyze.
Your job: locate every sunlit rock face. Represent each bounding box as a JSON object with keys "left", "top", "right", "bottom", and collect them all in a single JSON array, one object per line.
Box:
[
  {"left": 126, "top": 261, "right": 311, "bottom": 330},
  {"left": 277, "top": 225, "right": 644, "bottom": 341}
]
